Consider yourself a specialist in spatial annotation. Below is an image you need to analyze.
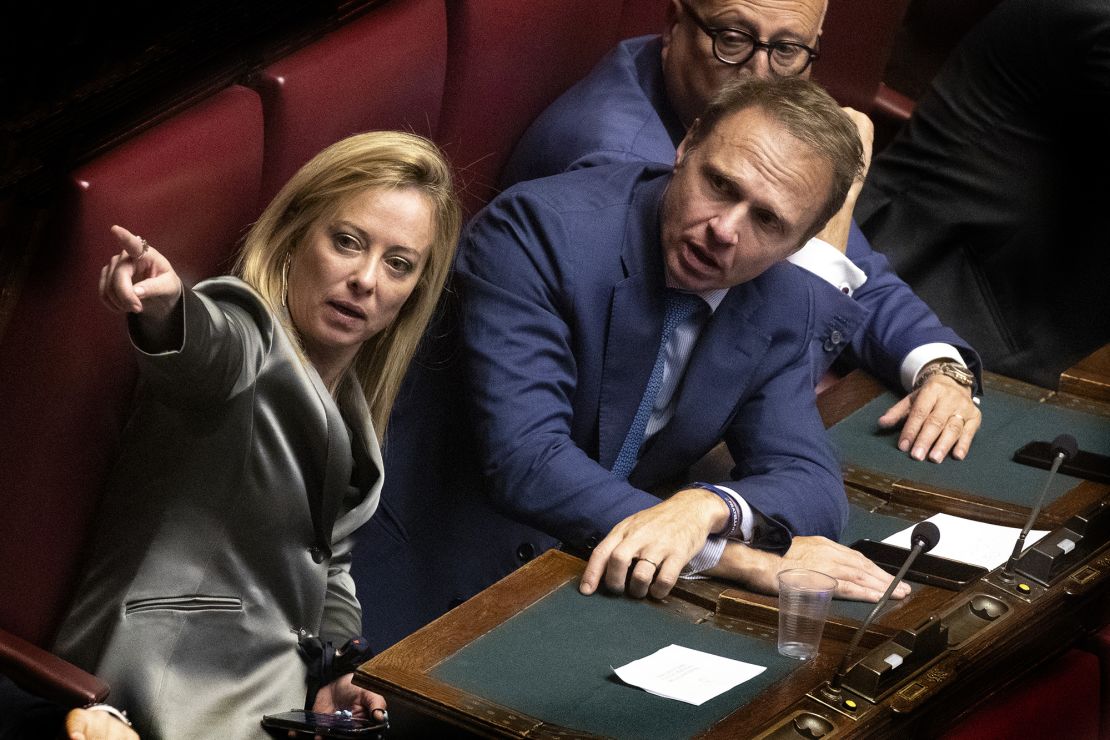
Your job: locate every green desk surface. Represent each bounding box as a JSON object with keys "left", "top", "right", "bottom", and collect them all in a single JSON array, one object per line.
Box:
[
  {"left": 841, "top": 501, "right": 914, "bottom": 546},
  {"left": 431, "top": 583, "right": 801, "bottom": 739},
  {"left": 829, "top": 388, "right": 1109, "bottom": 509}
]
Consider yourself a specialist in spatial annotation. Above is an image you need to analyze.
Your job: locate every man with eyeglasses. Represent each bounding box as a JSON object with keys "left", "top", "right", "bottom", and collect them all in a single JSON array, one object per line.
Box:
[{"left": 503, "top": 0, "right": 984, "bottom": 466}]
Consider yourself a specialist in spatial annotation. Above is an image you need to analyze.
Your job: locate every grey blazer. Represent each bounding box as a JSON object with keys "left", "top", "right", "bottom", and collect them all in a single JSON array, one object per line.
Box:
[{"left": 54, "top": 277, "right": 383, "bottom": 740}]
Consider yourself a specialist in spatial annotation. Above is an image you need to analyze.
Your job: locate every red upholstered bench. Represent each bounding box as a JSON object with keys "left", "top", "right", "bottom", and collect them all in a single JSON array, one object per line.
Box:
[
  {"left": 941, "top": 648, "right": 1100, "bottom": 740},
  {"left": 435, "top": 0, "right": 626, "bottom": 216},
  {"left": 0, "top": 85, "right": 263, "bottom": 648},
  {"left": 253, "top": 0, "right": 448, "bottom": 205}
]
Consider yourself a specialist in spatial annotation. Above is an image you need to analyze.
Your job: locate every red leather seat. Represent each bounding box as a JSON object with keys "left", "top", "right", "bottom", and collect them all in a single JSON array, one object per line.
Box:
[
  {"left": 813, "top": 0, "right": 913, "bottom": 116},
  {"left": 253, "top": 0, "right": 447, "bottom": 204},
  {"left": 0, "top": 85, "right": 263, "bottom": 647},
  {"left": 1086, "top": 626, "right": 1110, "bottom": 739},
  {"left": 618, "top": 0, "right": 667, "bottom": 39},
  {"left": 941, "top": 648, "right": 1100, "bottom": 740},
  {"left": 436, "top": 0, "right": 625, "bottom": 216}
]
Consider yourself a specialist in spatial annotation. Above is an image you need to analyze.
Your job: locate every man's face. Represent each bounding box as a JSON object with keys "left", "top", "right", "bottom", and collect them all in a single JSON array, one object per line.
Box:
[
  {"left": 661, "top": 0, "right": 826, "bottom": 127},
  {"left": 660, "top": 106, "right": 832, "bottom": 292}
]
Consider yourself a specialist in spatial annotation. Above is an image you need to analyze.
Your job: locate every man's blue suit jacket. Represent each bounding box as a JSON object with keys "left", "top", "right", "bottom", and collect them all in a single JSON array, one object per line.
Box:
[
  {"left": 457, "top": 164, "right": 845, "bottom": 550},
  {"left": 502, "top": 35, "right": 980, "bottom": 388},
  {"left": 353, "top": 164, "right": 853, "bottom": 653}
]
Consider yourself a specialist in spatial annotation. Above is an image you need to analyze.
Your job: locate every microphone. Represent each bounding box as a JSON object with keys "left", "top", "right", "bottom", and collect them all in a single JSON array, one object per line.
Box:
[
  {"left": 1000, "top": 433, "right": 1078, "bottom": 581},
  {"left": 828, "top": 521, "right": 940, "bottom": 692}
]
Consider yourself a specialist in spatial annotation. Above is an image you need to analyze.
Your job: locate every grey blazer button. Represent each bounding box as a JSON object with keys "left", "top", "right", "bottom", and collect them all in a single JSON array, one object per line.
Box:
[
  {"left": 516, "top": 542, "right": 536, "bottom": 562},
  {"left": 309, "top": 546, "right": 325, "bottom": 563}
]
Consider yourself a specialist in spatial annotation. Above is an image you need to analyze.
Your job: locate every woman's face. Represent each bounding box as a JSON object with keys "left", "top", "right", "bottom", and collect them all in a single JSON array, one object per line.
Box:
[{"left": 287, "top": 186, "right": 435, "bottom": 377}]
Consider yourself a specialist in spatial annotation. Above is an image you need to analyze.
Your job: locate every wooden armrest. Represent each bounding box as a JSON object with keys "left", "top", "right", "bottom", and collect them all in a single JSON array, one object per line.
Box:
[{"left": 0, "top": 626, "right": 108, "bottom": 708}]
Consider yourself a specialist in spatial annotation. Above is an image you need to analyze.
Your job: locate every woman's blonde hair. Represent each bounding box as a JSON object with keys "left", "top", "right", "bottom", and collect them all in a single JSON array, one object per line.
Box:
[{"left": 234, "top": 131, "right": 461, "bottom": 440}]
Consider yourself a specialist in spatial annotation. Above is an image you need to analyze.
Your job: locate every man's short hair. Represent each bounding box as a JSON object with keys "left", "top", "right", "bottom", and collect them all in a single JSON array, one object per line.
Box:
[{"left": 686, "top": 76, "right": 864, "bottom": 237}]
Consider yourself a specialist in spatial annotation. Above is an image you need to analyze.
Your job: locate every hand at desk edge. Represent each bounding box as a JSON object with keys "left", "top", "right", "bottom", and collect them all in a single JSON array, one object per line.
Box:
[
  {"left": 705, "top": 536, "right": 910, "bottom": 602},
  {"left": 578, "top": 488, "right": 730, "bottom": 600},
  {"left": 878, "top": 371, "right": 981, "bottom": 463}
]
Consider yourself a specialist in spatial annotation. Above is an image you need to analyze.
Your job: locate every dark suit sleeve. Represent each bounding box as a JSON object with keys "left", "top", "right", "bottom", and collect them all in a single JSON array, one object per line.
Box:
[
  {"left": 843, "top": 221, "right": 983, "bottom": 388},
  {"left": 456, "top": 195, "right": 667, "bottom": 546},
  {"left": 716, "top": 280, "right": 849, "bottom": 549}
]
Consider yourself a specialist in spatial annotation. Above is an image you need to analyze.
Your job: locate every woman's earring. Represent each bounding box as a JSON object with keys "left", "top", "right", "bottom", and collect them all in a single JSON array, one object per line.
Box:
[{"left": 281, "top": 255, "right": 291, "bottom": 308}]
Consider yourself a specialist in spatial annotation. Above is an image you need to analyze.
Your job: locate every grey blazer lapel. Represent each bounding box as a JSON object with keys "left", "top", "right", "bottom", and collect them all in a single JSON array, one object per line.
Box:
[
  {"left": 304, "top": 364, "right": 353, "bottom": 559},
  {"left": 333, "top": 378, "right": 382, "bottom": 543}
]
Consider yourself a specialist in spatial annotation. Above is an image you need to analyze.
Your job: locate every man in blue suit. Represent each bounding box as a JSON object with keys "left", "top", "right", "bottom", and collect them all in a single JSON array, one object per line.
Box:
[
  {"left": 461, "top": 77, "right": 907, "bottom": 602},
  {"left": 353, "top": 78, "right": 905, "bottom": 652},
  {"left": 503, "top": 0, "right": 983, "bottom": 465}
]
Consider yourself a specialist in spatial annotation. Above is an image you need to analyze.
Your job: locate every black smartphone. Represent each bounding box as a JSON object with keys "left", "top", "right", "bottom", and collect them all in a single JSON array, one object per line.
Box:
[
  {"left": 850, "top": 539, "right": 988, "bottom": 590},
  {"left": 1013, "top": 441, "right": 1110, "bottom": 485},
  {"left": 261, "top": 710, "right": 388, "bottom": 738}
]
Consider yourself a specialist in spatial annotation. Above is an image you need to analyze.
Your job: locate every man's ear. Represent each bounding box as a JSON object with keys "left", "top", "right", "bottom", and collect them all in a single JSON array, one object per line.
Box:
[
  {"left": 661, "top": 0, "right": 683, "bottom": 51},
  {"left": 675, "top": 118, "right": 700, "bottom": 167}
]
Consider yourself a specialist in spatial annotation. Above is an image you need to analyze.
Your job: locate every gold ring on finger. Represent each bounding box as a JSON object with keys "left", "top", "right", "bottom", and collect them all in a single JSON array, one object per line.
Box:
[{"left": 637, "top": 558, "right": 658, "bottom": 569}]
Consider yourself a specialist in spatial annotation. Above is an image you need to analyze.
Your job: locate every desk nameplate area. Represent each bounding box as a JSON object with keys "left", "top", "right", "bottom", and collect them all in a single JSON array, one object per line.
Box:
[{"left": 818, "top": 372, "right": 1110, "bottom": 531}]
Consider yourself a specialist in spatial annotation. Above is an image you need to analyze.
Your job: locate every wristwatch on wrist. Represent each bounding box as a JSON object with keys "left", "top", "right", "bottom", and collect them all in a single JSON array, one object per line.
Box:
[{"left": 913, "top": 360, "right": 975, "bottom": 391}]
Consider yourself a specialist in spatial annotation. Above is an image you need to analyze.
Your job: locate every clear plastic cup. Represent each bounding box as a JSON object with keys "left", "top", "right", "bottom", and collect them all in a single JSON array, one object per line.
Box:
[{"left": 777, "top": 568, "right": 837, "bottom": 660}]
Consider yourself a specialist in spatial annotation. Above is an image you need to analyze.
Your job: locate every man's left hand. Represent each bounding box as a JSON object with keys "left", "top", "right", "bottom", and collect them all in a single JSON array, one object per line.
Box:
[
  {"left": 878, "top": 374, "right": 981, "bottom": 462},
  {"left": 579, "top": 488, "right": 729, "bottom": 600}
]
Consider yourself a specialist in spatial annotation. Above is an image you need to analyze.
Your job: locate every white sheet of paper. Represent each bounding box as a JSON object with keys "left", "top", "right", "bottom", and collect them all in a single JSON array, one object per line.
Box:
[
  {"left": 611, "top": 644, "right": 766, "bottom": 706},
  {"left": 882, "top": 512, "right": 1049, "bottom": 569}
]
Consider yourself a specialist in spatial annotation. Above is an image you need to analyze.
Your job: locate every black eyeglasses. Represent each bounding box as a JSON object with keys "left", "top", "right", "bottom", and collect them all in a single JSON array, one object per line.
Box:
[{"left": 679, "top": 0, "right": 819, "bottom": 76}]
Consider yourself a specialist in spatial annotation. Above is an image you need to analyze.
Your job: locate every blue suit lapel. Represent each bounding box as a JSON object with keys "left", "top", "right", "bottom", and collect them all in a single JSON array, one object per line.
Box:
[
  {"left": 597, "top": 176, "right": 668, "bottom": 471},
  {"left": 632, "top": 281, "right": 771, "bottom": 486},
  {"left": 598, "top": 276, "right": 662, "bottom": 470}
]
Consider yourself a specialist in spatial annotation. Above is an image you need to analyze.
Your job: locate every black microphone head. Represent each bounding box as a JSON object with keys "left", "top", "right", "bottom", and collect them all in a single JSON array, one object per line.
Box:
[
  {"left": 911, "top": 521, "right": 941, "bottom": 552},
  {"left": 1051, "top": 434, "right": 1078, "bottom": 461}
]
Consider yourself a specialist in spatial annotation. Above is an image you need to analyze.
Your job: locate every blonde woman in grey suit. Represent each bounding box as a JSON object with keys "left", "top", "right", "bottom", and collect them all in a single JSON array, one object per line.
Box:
[{"left": 54, "top": 131, "right": 460, "bottom": 740}]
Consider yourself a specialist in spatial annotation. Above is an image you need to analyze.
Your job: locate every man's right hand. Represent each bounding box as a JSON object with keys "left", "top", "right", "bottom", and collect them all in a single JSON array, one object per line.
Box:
[
  {"left": 708, "top": 536, "right": 910, "bottom": 602},
  {"left": 579, "top": 488, "right": 730, "bottom": 600}
]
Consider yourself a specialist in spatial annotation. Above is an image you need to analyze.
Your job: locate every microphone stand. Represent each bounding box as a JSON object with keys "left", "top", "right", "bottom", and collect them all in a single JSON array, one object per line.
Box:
[
  {"left": 826, "top": 522, "right": 940, "bottom": 694},
  {"left": 1000, "top": 434, "right": 1078, "bottom": 582}
]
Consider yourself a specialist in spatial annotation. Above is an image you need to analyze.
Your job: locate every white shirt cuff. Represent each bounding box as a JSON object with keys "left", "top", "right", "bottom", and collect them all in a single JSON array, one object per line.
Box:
[
  {"left": 85, "top": 704, "right": 132, "bottom": 727},
  {"left": 786, "top": 238, "right": 867, "bottom": 296},
  {"left": 901, "top": 343, "right": 967, "bottom": 392},
  {"left": 680, "top": 535, "right": 727, "bottom": 579}
]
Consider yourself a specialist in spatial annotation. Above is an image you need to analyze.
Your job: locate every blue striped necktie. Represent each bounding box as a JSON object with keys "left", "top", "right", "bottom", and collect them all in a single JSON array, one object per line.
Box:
[{"left": 611, "top": 290, "right": 704, "bottom": 479}]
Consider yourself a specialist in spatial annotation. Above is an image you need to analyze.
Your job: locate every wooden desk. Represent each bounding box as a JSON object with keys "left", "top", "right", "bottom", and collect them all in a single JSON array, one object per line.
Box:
[
  {"left": 818, "top": 371, "right": 1110, "bottom": 530},
  {"left": 1059, "top": 345, "right": 1110, "bottom": 403},
  {"left": 356, "top": 365, "right": 1110, "bottom": 737},
  {"left": 356, "top": 546, "right": 1110, "bottom": 738}
]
